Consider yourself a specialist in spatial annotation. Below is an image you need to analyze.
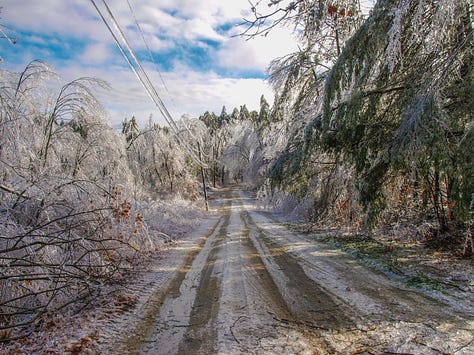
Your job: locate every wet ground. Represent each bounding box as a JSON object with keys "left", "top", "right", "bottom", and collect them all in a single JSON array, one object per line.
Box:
[{"left": 101, "top": 188, "right": 474, "bottom": 354}]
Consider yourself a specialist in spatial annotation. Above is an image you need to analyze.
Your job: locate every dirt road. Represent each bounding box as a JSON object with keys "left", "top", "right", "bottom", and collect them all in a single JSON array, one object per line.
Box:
[{"left": 102, "top": 188, "right": 473, "bottom": 354}]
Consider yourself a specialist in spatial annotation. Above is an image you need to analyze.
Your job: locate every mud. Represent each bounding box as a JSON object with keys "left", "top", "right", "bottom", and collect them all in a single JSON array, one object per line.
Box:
[
  {"left": 176, "top": 215, "right": 228, "bottom": 354},
  {"left": 243, "top": 211, "right": 356, "bottom": 330},
  {"left": 102, "top": 187, "right": 474, "bottom": 354}
]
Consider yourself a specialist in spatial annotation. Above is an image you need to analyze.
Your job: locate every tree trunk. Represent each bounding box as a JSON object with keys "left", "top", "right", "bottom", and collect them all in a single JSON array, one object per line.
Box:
[
  {"left": 433, "top": 168, "right": 448, "bottom": 231},
  {"left": 197, "top": 142, "right": 208, "bottom": 211}
]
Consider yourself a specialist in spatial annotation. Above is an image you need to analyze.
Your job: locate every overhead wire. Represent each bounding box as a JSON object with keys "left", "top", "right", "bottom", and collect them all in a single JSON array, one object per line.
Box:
[
  {"left": 125, "top": 0, "right": 171, "bottom": 99},
  {"left": 98, "top": 0, "right": 178, "bottom": 131},
  {"left": 124, "top": 0, "right": 209, "bottom": 158},
  {"left": 112, "top": 0, "right": 208, "bottom": 164},
  {"left": 90, "top": 0, "right": 207, "bottom": 167},
  {"left": 0, "top": 24, "right": 18, "bottom": 45}
]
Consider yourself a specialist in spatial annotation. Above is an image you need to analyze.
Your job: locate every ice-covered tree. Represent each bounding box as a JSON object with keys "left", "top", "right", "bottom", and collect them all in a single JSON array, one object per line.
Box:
[
  {"left": 0, "top": 61, "right": 152, "bottom": 338},
  {"left": 0, "top": 61, "right": 206, "bottom": 339},
  {"left": 317, "top": 0, "right": 473, "bottom": 227},
  {"left": 242, "top": 0, "right": 473, "bottom": 233}
]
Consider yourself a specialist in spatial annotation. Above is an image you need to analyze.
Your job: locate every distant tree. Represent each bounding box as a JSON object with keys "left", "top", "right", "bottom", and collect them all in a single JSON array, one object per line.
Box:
[
  {"left": 199, "top": 110, "right": 219, "bottom": 130},
  {"left": 218, "top": 105, "right": 230, "bottom": 126},
  {"left": 230, "top": 107, "right": 240, "bottom": 121},
  {"left": 122, "top": 116, "right": 139, "bottom": 143},
  {"left": 221, "top": 120, "right": 261, "bottom": 185},
  {"left": 250, "top": 109, "right": 259, "bottom": 122},
  {"left": 258, "top": 94, "right": 270, "bottom": 126},
  {"left": 239, "top": 104, "right": 251, "bottom": 121}
]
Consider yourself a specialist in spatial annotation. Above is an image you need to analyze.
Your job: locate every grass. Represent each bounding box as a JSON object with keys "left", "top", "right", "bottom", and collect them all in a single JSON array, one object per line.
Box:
[
  {"left": 406, "top": 273, "right": 442, "bottom": 290},
  {"left": 317, "top": 232, "right": 448, "bottom": 292}
]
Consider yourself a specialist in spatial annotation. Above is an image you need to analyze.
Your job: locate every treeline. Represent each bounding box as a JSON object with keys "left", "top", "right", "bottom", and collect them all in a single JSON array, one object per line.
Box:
[
  {"left": 200, "top": 0, "right": 473, "bottom": 239},
  {"left": 1, "top": 0, "right": 472, "bottom": 342},
  {"left": 0, "top": 61, "right": 205, "bottom": 339}
]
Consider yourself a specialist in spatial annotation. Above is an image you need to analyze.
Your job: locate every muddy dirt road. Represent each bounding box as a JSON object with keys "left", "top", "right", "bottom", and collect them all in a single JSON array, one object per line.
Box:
[{"left": 102, "top": 188, "right": 473, "bottom": 354}]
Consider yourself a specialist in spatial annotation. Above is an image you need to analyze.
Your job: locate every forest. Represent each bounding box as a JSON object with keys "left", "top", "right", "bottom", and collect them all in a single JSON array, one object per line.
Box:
[{"left": 1, "top": 0, "right": 473, "bottom": 348}]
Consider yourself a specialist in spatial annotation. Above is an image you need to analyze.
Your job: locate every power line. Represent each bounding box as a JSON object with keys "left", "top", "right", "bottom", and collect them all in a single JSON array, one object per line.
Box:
[
  {"left": 124, "top": 0, "right": 207, "bottom": 155},
  {"left": 90, "top": 0, "right": 207, "bottom": 167},
  {"left": 125, "top": 0, "right": 171, "bottom": 98},
  {"left": 0, "top": 25, "right": 18, "bottom": 45}
]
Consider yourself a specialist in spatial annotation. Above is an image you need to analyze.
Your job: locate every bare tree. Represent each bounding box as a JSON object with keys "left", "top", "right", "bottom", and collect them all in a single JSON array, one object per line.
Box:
[{"left": 0, "top": 62, "right": 151, "bottom": 340}]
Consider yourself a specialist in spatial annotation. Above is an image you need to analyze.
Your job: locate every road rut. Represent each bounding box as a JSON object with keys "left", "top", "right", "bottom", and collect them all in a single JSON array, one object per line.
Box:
[{"left": 104, "top": 188, "right": 473, "bottom": 354}]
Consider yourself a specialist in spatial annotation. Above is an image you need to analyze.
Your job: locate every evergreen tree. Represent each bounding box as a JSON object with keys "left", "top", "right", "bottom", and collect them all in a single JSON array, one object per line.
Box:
[
  {"left": 244, "top": 0, "right": 473, "bottom": 231},
  {"left": 199, "top": 111, "right": 218, "bottom": 130},
  {"left": 230, "top": 107, "right": 240, "bottom": 122},
  {"left": 258, "top": 94, "right": 270, "bottom": 126},
  {"left": 239, "top": 105, "right": 250, "bottom": 121},
  {"left": 122, "top": 116, "right": 139, "bottom": 143},
  {"left": 318, "top": 0, "right": 474, "bottom": 227}
]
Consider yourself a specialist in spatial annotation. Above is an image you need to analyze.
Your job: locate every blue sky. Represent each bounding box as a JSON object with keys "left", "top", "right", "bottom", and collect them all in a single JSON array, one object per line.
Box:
[{"left": 0, "top": 0, "right": 299, "bottom": 128}]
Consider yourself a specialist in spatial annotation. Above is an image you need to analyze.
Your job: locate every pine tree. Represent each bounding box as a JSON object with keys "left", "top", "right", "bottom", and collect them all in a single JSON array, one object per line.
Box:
[
  {"left": 258, "top": 94, "right": 270, "bottom": 126},
  {"left": 218, "top": 105, "right": 229, "bottom": 126},
  {"left": 122, "top": 116, "right": 139, "bottom": 143}
]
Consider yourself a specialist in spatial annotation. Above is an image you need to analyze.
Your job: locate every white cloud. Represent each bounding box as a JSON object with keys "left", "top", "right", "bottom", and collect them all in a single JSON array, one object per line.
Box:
[
  {"left": 79, "top": 42, "right": 113, "bottom": 65},
  {"left": 1, "top": 0, "right": 107, "bottom": 40},
  {"left": 111, "top": 69, "right": 274, "bottom": 128},
  {"left": 164, "top": 0, "right": 247, "bottom": 24},
  {"left": 218, "top": 37, "right": 261, "bottom": 71},
  {"left": 182, "top": 18, "right": 225, "bottom": 42},
  {"left": 161, "top": 68, "right": 274, "bottom": 118},
  {"left": 58, "top": 61, "right": 273, "bottom": 129},
  {"left": 218, "top": 27, "right": 299, "bottom": 72},
  {"left": 1, "top": 0, "right": 297, "bottom": 129}
]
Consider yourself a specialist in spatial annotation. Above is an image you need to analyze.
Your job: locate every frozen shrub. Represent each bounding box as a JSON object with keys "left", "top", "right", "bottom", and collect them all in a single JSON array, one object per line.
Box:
[{"left": 0, "top": 62, "right": 152, "bottom": 339}]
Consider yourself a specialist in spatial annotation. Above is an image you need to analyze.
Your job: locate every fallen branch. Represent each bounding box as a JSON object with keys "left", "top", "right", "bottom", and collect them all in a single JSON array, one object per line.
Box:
[
  {"left": 412, "top": 336, "right": 447, "bottom": 354},
  {"left": 272, "top": 315, "right": 331, "bottom": 331},
  {"left": 0, "top": 183, "right": 28, "bottom": 198},
  {"left": 173, "top": 321, "right": 206, "bottom": 328},
  {"left": 453, "top": 337, "right": 474, "bottom": 353},
  {"left": 156, "top": 232, "right": 173, "bottom": 243}
]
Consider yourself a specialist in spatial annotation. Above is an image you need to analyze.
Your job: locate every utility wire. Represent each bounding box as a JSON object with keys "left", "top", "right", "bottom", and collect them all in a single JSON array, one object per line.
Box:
[
  {"left": 0, "top": 24, "right": 18, "bottom": 45},
  {"left": 125, "top": 0, "right": 171, "bottom": 98},
  {"left": 124, "top": 0, "right": 206, "bottom": 155},
  {"left": 98, "top": 0, "right": 178, "bottom": 131},
  {"left": 90, "top": 0, "right": 207, "bottom": 167}
]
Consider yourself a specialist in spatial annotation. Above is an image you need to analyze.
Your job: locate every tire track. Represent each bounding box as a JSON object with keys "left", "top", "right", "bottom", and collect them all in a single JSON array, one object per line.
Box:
[
  {"left": 112, "top": 215, "right": 225, "bottom": 354},
  {"left": 176, "top": 214, "right": 228, "bottom": 354},
  {"left": 242, "top": 210, "right": 357, "bottom": 330},
  {"left": 104, "top": 187, "right": 474, "bottom": 354},
  {"left": 214, "top": 190, "right": 331, "bottom": 353}
]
